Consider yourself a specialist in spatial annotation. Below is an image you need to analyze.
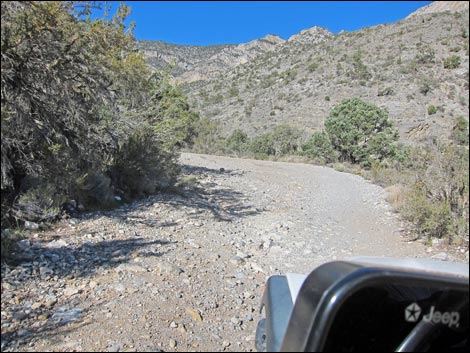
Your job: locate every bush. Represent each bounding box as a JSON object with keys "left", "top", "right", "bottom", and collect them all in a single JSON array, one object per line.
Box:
[
  {"left": 451, "top": 116, "right": 469, "bottom": 145},
  {"left": 415, "top": 45, "right": 436, "bottom": 64},
  {"left": 1, "top": 2, "right": 150, "bottom": 224},
  {"left": 428, "top": 105, "right": 437, "bottom": 115},
  {"left": 110, "top": 128, "right": 179, "bottom": 199},
  {"left": 302, "top": 132, "right": 338, "bottom": 164},
  {"left": 443, "top": 55, "right": 461, "bottom": 69},
  {"left": 400, "top": 144, "right": 469, "bottom": 244},
  {"left": 249, "top": 133, "right": 275, "bottom": 157},
  {"left": 270, "top": 125, "right": 303, "bottom": 156},
  {"left": 1, "top": 2, "right": 200, "bottom": 229},
  {"left": 324, "top": 98, "right": 399, "bottom": 167},
  {"left": 191, "top": 117, "right": 225, "bottom": 154},
  {"left": 225, "top": 129, "right": 249, "bottom": 154}
]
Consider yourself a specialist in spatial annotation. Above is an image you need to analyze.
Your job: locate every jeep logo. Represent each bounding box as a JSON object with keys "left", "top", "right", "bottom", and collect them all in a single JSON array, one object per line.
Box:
[
  {"left": 405, "top": 303, "right": 460, "bottom": 328},
  {"left": 405, "top": 303, "right": 421, "bottom": 322}
]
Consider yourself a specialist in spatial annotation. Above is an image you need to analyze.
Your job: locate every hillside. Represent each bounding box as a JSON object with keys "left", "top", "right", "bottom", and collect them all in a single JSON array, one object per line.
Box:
[{"left": 140, "top": 5, "right": 469, "bottom": 144}]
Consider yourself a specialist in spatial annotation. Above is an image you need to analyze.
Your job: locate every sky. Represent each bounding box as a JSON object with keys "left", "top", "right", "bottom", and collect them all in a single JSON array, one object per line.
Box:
[{"left": 106, "top": 1, "right": 433, "bottom": 46}]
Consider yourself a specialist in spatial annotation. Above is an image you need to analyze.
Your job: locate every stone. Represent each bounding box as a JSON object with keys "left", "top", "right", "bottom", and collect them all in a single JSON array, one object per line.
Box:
[
  {"left": 15, "top": 240, "right": 31, "bottom": 251},
  {"left": 45, "top": 240, "right": 68, "bottom": 248},
  {"left": 24, "top": 221, "right": 39, "bottom": 230},
  {"left": 51, "top": 306, "right": 83, "bottom": 324},
  {"left": 169, "top": 339, "right": 177, "bottom": 348},
  {"left": 156, "top": 261, "right": 183, "bottom": 275}
]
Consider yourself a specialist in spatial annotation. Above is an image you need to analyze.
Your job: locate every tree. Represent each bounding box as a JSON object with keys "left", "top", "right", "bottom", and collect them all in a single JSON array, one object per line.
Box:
[
  {"left": 1, "top": 2, "right": 148, "bottom": 221},
  {"left": 1, "top": 2, "right": 195, "bottom": 225},
  {"left": 324, "top": 98, "right": 399, "bottom": 167}
]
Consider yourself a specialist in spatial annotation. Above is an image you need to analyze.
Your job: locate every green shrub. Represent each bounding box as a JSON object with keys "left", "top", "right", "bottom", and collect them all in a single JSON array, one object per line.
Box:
[
  {"left": 451, "top": 116, "right": 469, "bottom": 145},
  {"left": 110, "top": 127, "right": 179, "bottom": 199},
  {"left": 401, "top": 144, "right": 469, "bottom": 243},
  {"left": 428, "top": 105, "right": 437, "bottom": 115},
  {"left": 225, "top": 129, "right": 250, "bottom": 154},
  {"left": 324, "top": 98, "right": 399, "bottom": 167},
  {"left": 270, "top": 125, "right": 302, "bottom": 156},
  {"left": 249, "top": 133, "right": 275, "bottom": 157},
  {"left": 302, "top": 132, "right": 338, "bottom": 164},
  {"left": 443, "top": 55, "right": 461, "bottom": 69},
  {"left": 191, "top": 117, "right": 225, "bottom": 154},
  {"left": 415, "top": 45, "right": 436, "bottom": 64},
  {"left": 1, "top": 2, "right": 150, "bottom": 224},
  {"left": 308, "top": 62, "right": 320, "bottom": 72}
]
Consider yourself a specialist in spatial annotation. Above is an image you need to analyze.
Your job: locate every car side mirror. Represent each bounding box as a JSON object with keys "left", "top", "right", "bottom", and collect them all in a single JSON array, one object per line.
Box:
[{"left": 257, "top": 258, "right": 469, "bottom": 352}]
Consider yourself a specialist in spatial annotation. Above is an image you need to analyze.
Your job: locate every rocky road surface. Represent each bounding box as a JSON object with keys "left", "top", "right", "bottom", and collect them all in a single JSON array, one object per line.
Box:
[{"left": 2, "top": 153, "right": 460, "bottom": 352}]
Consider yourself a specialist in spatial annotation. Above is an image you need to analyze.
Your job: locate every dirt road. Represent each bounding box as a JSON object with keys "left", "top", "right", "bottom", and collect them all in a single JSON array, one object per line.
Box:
[{"left": 2, "top": 153, "right": 431, "bottom": 352}]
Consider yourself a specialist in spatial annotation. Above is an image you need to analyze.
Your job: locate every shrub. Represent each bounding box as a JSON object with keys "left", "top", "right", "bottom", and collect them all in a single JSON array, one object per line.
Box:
[
  {"left": 451, "top": 116, "right": 469, "bottom": 145},
  {"left": 401, "top": 144, "right": 469, "bottom": 243},
  {"left": 302, "top": 132, "right": 338, "bottom": 164},
  {"left": 428, "top": 105, "right": 437, "bottom": 115},
  {"left": 324, "top": 98, "right": 399, "bottom": 167},
  {"left": 110, "top": 127, "right": 179, "bottom": 199},
  {"left": 225, "top": 129, "right": 250, "bottom": 154},
  {"left": 1, "top": 2, "right": 150, "bottom": 224},
  {"left": 443, "top": 55, "right": 461, "bottom": 69},
  {"left": 249, "top": 133, "right": 275, "bottom": 158},
  {"left": 415, "top": 45, "right": 436, "bottom": 64},
  {"left": 191, "top": 117, "right": 225, "bottom": 154},
  {"left": 275, "top": 125, "right": 301, "bottom": 153}
]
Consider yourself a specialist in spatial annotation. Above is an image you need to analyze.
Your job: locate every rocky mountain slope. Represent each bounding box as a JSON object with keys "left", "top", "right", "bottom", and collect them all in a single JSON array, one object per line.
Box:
[
  {"left": 139, "top": 3, "right": 469, "bottom": 143},
  {"left": 407, "top": 1, "right": 469, "bottom": 19}
]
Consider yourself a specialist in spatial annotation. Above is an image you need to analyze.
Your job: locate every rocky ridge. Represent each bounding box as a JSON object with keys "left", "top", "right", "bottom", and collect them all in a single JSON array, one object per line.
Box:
[{"left": 140, "top": 4, "right": 469, "bottom": 144}]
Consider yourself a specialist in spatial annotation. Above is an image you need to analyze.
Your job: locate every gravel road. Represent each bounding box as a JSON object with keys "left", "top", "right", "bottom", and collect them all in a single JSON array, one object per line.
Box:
[{"left": 2, "top": 153, "right": 437, "bottom": 352}]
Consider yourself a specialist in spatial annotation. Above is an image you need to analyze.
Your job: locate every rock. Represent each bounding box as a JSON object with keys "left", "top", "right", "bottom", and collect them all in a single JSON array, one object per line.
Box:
[
  {"left": 107, "top": 343, "right": 122, "bottom": 352},
  {"left": 236, "top": 250, "right": 250, "bottom": 259},
  {"left": 431, "top": 252, "right": 452, "bottom": 261},
  {"left": 17, "top": 328, "right": 31, "bottom": 337},
  {"left": 234, "top": 272, "right": 247, "bottom": 279},
  {"left": 169, "top": 321, "right": 178, "bottom": 328},
  {"left": 249, "top": 262, "right": 264, "bottom": 273},
  {"left": 169, "top": 339, "right": 177, "bottom": 348},
  {"left": 63, "top": 287, "right": 80, "bottom": 297},
  {"left": 231, "top": 317, "right": 241, "bottom": 325},
  {"left": 24, "top": 221, "right": 39, "bottom": 230},
  {"left": 45, "top": 239, "right": 68, "bottom": 248},
  {"left": 12, "top": 311, "right": 28, "bottom": 322},
  {"left": 230, "top": 256, "right": 245, "bottom": 266},
  {"left": 115, "top": 263, "right": 147, "bottom": 273},
  {"left": 31, "top": 302, "right": 43, "bottom": 310},
  {"left": 15, "top": 240, "right": 31, "bottom": 251},
  {"left": 51, "top": 306, "right": 83, "bottom": 324},
  {"left": 186, "top": 307, "right": 203, "bottom": 322},
  {"left": 156, "top": 261, "right": 183, "bottom": 275}
]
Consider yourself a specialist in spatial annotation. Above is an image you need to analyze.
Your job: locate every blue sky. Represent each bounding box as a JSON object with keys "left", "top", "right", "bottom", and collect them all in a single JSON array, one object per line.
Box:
[{"left": 110, "top": 1, "right": 432, "bottom": 45}]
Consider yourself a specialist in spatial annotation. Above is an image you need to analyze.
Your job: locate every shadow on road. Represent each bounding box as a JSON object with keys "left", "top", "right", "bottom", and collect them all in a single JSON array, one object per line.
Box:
[
  {"left": 170, "top": 163, "right": 261, "bottom": 221},
  {"left": 1, "top": 237, "right": 170, "bottom": 350}
]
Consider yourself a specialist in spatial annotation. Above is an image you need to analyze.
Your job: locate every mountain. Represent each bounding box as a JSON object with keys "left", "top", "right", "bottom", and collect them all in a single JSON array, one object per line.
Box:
[
  {"left": 139, "top": 3, "right": 469, "bottom": 144},
  {"left": 406, "top": 1, "right": 469, "bottom": 19}
]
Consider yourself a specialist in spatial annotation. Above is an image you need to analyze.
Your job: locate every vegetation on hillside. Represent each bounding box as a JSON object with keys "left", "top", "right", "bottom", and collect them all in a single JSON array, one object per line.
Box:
[{"left": 193, "top": 98, "right": 469, "bottom": 247}]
